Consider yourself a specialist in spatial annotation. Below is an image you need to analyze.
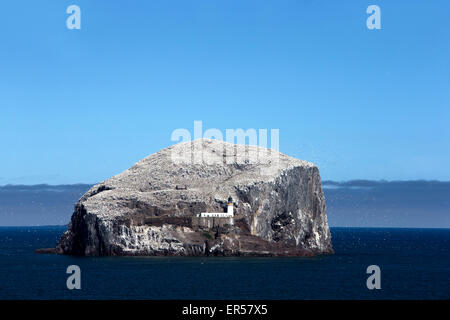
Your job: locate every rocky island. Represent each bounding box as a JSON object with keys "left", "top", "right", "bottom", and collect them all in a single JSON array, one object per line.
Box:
[{"left": 45, "top": 139, "right": 333, "bottom": 256}]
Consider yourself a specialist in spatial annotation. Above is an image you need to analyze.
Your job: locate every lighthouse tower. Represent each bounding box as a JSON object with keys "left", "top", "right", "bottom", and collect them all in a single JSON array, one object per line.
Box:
[{"left": 227, "top": 196, "right": 234, "bottom": 216}]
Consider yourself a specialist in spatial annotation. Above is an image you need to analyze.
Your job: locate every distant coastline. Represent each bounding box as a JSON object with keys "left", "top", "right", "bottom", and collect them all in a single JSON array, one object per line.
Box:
[
  {"left": 1, "top": 180, "right": 449, "bottom": 228},
  {"left": 2, "top": 179, "right": 450, "bottom": 189}
]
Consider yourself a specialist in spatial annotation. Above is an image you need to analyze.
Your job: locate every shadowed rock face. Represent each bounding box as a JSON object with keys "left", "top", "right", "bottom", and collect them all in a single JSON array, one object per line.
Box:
[{"left": 55, "top": 139, "right": 333, "bottom": 256}]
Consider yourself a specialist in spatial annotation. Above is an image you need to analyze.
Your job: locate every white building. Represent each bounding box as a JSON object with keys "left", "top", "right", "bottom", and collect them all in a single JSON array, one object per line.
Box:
[{"left": 196, "top": 197, "right": 234, "bottom": 218}]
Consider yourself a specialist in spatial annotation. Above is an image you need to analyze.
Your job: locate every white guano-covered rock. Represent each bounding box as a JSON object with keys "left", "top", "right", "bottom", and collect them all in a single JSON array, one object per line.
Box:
[{"left": 55, "top": 139, "right": 333, "bottom": 256}]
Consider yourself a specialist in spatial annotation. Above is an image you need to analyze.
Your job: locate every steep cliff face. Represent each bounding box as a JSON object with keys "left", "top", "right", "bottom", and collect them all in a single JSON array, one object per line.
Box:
[{"left": 55, "top": 139, "right": 333, "bottom": 256}]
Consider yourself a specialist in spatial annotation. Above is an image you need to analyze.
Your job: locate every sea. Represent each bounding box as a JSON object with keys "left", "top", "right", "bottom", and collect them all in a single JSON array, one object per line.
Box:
[{"left": 0, "top": 227, "right": 449, "bottom": 300}]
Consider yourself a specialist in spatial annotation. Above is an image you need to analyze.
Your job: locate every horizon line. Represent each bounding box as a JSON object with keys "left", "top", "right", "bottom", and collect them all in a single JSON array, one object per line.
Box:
[
  {"left": 1, "top": 179, "right": 450, "bottom": 188},
  {"left": 0, "top": 225, "right": 449, "bottom": 230}
]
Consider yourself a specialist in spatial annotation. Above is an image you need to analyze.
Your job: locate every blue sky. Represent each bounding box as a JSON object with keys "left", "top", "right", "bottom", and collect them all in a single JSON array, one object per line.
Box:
[{"left": 0, "top": 0, "right": 449, "bottom": 184}]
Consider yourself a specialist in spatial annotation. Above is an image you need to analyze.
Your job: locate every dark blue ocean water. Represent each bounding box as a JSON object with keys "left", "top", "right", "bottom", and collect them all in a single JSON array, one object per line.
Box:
[{"left": 0, "top": 226, "right": 449, "bottom": 300}]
